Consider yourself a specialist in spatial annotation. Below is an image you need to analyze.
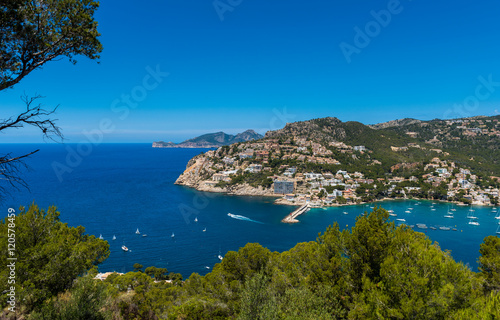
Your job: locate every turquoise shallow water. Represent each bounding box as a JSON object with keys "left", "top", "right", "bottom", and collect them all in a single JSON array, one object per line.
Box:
[{"left": 3, "top": 143, "right": 499, "bottom": 276}]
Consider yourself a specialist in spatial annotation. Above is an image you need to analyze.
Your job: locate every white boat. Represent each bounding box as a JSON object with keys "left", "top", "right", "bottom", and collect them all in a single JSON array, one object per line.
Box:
[
  {"left": 171, "top": 232, "right": 175, "bottom": 238},
  {"left": 205, "top": 266, "right": 210, "bottom": 269},
  {"left": 203, "top": 228, "right": 206, "bottom": 232},
  {"left": 135, "top": 228, "right": 140, "bottom": 234},
  {"left": 99, "top": 234, "right": 103, "bottom": 240},
  {"left": 142, "top": 234, "right": 147, "bottom": 237},
  {"left": 343, "top": 211, "right": 348, "bottom": 215},
  {"left": 112, "top": 235, "right": 116, "bottom": 240},
  {"left": 495, "top": 211, "right": 500, "bottom": 220},
  {"left": 122, "top": 245, "right": 129, "bottom": 252},
  {"left": 408, "top": 208, "right": 413, "bottom": 210},
  {"left": 468, "top": 219, "right": 479, "bottom": 226},
  {"left": 444, "top": 215, "right": 454, "bottom": 218},
  {"left": 431, "top": 208, "right": 436, "bottom": 211},
  {"left": 467, "top": 211, "right": 478, "bottom": 219},
  {"left": 389, "top": 213, "right": 397, "bottom": 217},
  {"left": 194, "top": 217, "right": 198, "bottom": 222},
  {"left": 388, "top": 209, "right": 394, "bottom": 213},
  {"left": 405, "top": 210, "right": 411, "bottom": 213},
  {"left": 439, "top": 226, "right": 451, "bottom": 231},
  {"left": 416, "top": 223, "right": 427, "bottom": 229},
  {"left": 396, "top": 218, "right": 406, "bottom": 222},
  {"left": 218, "top": 255, "right": 223, "bottom": 260}
]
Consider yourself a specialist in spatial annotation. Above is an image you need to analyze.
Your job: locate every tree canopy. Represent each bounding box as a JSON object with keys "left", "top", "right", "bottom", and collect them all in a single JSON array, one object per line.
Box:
[{"left": 0, "top": 0, "right": 102, "bottom": 91}]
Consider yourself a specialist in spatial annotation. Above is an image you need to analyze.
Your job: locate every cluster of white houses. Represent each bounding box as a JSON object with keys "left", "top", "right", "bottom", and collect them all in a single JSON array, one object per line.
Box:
[
  {"left": 274, "top": 159, "right": 498, "bottom": 206},
  {"left": 201, "top": 136, "right": 499, "bottom": 206}
]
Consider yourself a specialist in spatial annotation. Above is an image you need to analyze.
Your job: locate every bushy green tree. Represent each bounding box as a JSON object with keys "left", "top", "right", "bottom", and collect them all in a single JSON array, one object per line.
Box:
[
  {"left": 237, "top": 273, "right": 279, "bottom": 320},
  {"left": 133, "top": 263, "right": 144, "bottom": 272},
  {"left": 479, "top": 236, "right": 500, "bottom": 293},
  {"left": 29, "top": 272, "right": 110, "bottom": 320},
  {"left": 0, "top": 204, "right": 109, "bottom": 312}
]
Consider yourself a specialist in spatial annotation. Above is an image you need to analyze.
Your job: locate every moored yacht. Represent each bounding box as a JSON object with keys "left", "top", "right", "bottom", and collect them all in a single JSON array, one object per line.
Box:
[
  {"left": 468, "top": 219, "right": 480, "bottom": 226},
  {"left": 467, "top": 211, "right": 478, "bottom": 219}
]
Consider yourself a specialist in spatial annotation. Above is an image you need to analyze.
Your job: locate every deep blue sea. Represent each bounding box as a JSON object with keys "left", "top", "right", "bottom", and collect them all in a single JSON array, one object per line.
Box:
[{"left": 3, "top": 144, "right": 500, "bottom": 276}]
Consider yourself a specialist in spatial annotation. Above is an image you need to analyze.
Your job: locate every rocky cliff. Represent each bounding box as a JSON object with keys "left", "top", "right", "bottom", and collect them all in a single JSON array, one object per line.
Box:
[{"left": 174, "top": 151, "right": 275, "bottom": 196}]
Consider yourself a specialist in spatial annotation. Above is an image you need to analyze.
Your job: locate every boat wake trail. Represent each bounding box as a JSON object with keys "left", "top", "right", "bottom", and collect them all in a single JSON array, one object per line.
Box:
[{"left": 227, "top": 213, "right": 264, "bottom": 224}]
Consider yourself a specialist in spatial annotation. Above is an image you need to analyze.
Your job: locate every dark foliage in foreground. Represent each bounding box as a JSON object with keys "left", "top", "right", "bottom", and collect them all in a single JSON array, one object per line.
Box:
[{"left": 1, "top": 205, "right": 499, "bottom": 319}]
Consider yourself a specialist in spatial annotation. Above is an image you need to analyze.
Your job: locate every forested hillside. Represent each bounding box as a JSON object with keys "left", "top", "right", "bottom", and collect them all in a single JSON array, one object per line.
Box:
[
  {"left": 264, "top": 115, "right": 500, "bottom": 178},
  {"left": 379, "top": 115, "right": 500, "bottom": 177}
]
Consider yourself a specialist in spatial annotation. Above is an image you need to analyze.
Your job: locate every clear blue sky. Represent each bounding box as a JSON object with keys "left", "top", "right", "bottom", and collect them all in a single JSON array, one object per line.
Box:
[{"left": 3, "top": 0, "right": 500, "bottom": 143}]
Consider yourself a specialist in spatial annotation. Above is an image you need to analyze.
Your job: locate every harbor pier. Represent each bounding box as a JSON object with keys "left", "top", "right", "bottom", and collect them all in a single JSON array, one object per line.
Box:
[{"left": 282, "top": 204, "right": 309, "bottom": 223}]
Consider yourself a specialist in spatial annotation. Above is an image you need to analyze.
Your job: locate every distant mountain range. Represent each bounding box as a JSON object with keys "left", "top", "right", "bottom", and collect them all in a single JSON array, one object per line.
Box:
[{"left": 153, "top": 130, "right": 263, "bottom": 148}]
